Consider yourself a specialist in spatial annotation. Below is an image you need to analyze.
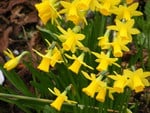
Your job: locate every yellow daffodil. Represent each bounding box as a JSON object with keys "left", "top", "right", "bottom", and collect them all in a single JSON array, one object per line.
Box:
[
  {"left": 123, "top": 68, "right": 150, "bottom": 93},
  {"left": 111, "top": 2, "right": 143, "bottom": 21},
  {"left": 33, "top": 47, "right": 62, "bottom": 72},
  {"left": 60, "top": 0, "right": 87, "bottom": 25},
  {"left": 107, "top": 19, "right": 140, "bottom": 42},
  {"left": 65, "top": 53, "right": 93, "bottom": 74},
  {"left": 96, "top": 82, "right": 107, "bottom": 102},
  {"left": 77, "top": 0, "right": 100, "bottom": 11},
  {"left": 98, "top": 30, "right": 111, "bottom": 49},
  {"left": 82, "top": 71, "right": 102, "bottom": 98},
  {"left": 33, "top": 49, "right": 52, "bottom": 72},
  {"left": 50, "top": 47, "right": 63, "bottom": 67},
  {"left": 82, "top": 71, "right": 114, "bottom": 102},
  {"left": 35, "top": 0, "right": 60, "bottom": 24},
  {"left": 98, "top": 0, "right": 121, "bottom": 16},
  {"left": 57, "top": 26, "right": 85, "bottom": 53},
  {"left": 49, "top": 85, "right": 77, "bottom": 111},
  {"left": 108, "top": 72, "right": 128, "bottom": 93},
  {"left": 92, "top": 52, "right": 120, "bottom": 71},
  {"left": 3, "top": 49, "right": 28, "bottom": 71},
  {"left": 111, "top": 36, "right": 130, "bottom": 57}
]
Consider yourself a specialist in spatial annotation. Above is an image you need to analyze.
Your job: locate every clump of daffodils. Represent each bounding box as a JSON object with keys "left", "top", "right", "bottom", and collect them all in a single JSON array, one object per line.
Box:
[{"left": 2, "top": 0, "right": 149, "bottom": 112}]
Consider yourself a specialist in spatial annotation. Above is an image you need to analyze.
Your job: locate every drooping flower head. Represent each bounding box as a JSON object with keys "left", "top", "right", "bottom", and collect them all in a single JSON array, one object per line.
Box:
[
  {"left": 92, "top": 51, "right": 120, "bottom": 71},
  {"left": 98, "top": 0, "right": 121, "bottom": 16},
  {"left": 82, "top": 71, "right": 102, "bottom": 98},
  {"left": 49, "top": 85, "right": 77, "bottom": 111},
  {"left": 123, "top": 68, "right": 150, "bottom": 93},
  {"left": 35, "top": 0, "right": 60, "bottom": 24},
  {"left": 98, "top": 29, "right": 111, "bottom": 50},
  {"left": 95, "top": 81, "right": 107, "bottom": 102},
  {"left": 77, "top": 0, "right": 100, "bottom": 11},
  {"left": 111, "top": 2, "right": 143, "bottom": 21},
  {"left": 65, "top": 53, "right": 93, "bottom": 74},
  {"left": 33, "top": 46, "right": 62, "bottom": 72},
  {"left": 57, "top": 26, "right": 85, "bottom": 53},
  {"left": 107, "top": 19, "right": 140, "bottom": 42},
  {"left": 3, "top": 49, "right": 29, "bottom": 71},
  {"left": 110, "top": 35, "right": 130, "bottom": 57},
  {"left": 60, "top": 0, "right": 87, "bottom": 25},
  {"left": 108, "top": 72, "right": 129, "bottom": 93}
]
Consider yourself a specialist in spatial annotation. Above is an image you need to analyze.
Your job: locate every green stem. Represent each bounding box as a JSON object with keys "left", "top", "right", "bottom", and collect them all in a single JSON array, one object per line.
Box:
[
  {"left": 0, "top": 93, "right": 118, "bottom": 112},
  {"left": 18, "top": 51, "right": 29, "bottom": 59},
  {"left": 0, "top": 93, "right": 52, "bottom": 103}
]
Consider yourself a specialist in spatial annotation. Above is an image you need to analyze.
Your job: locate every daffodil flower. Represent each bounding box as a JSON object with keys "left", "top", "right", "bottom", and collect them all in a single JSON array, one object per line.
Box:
[
  {"left": 3, "top": 49, "right": 29, "bottom": 71},
  {"left": 98, "top": 0, "right": 121, "bottom": 16},
  {"left": 92, "top": 51, "right": 120, "bottom": 71},
  {"left": 77, "top": 0, "right": 100, "bottom": 11},
  {"left": 50, "top": 47, "right": 63, "bottom": 67},
  {"left": 57, "top": 26, "right": 85, "bottom": 53},
  {"left": 107, "top": 19, "right": 140, "bottom": 42},
  {"left": 110, "top": 36, "right": 130, "bottom": 57},
  {"left": 123, "top": 68, "right": 150, "bottom": 93},
  {"left": 108, "top": 72, "right": 129, "bottom": 93},
  {"left": 35, "top": 0, "right": 60, "bottom": 24},
  {"left": 95, "top": 81, "right": 107, "bottom": 102},
  {"left": 49, "top": 85, "right": 77, "bottom": 111},
  {"left": 33, "top": 47, "right": 62, "bottom": 72},
  {"left": 111, "top": 2, "right": 143, "bottom": 21},
  {"left": 65, "top": 53, "right": 93, "bottom": 74},
  {"left": 33, "top": 49, "right": 52, "bottom": 72},
  {"left": 81, "top": 71, "right": 102, "bottom": 98},
  {"left": 82, "top": 71, "right": 111, "bottom": 102},
  {"left": 98, "top": 29, "right": 111, "bottom": 49},
  {"left": 59, "top": 0, "right": 87, "bottom": 25}
]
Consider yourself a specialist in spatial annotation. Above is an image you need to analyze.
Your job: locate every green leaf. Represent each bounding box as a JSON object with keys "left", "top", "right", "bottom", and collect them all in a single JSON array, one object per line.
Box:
[
  {"left": 144, "top": 0, "right": 150, "bottom": 21},
  {"left": 0, "top": 97, "right": 32, "bottom": 113},
  {"left": 0, "top": 65, "right": 33, "bottom": 96}
]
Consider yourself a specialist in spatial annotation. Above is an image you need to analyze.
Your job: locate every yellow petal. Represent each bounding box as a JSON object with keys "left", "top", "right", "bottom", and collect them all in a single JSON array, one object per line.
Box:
[
  {"left": 81, "top": 71, "right": 93, "bottom": 80},
  {"left": 128, "top": 2, "right": 139, "bottom": 11},
  {"left": 130, "top": 28, "right": 140, "bottom": 35},
  {"left": 3, "top": 49, "right": 15, "bottom": 59},
  {"left": 54, "top": 87, "right": 61, "bottom": 95}
]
